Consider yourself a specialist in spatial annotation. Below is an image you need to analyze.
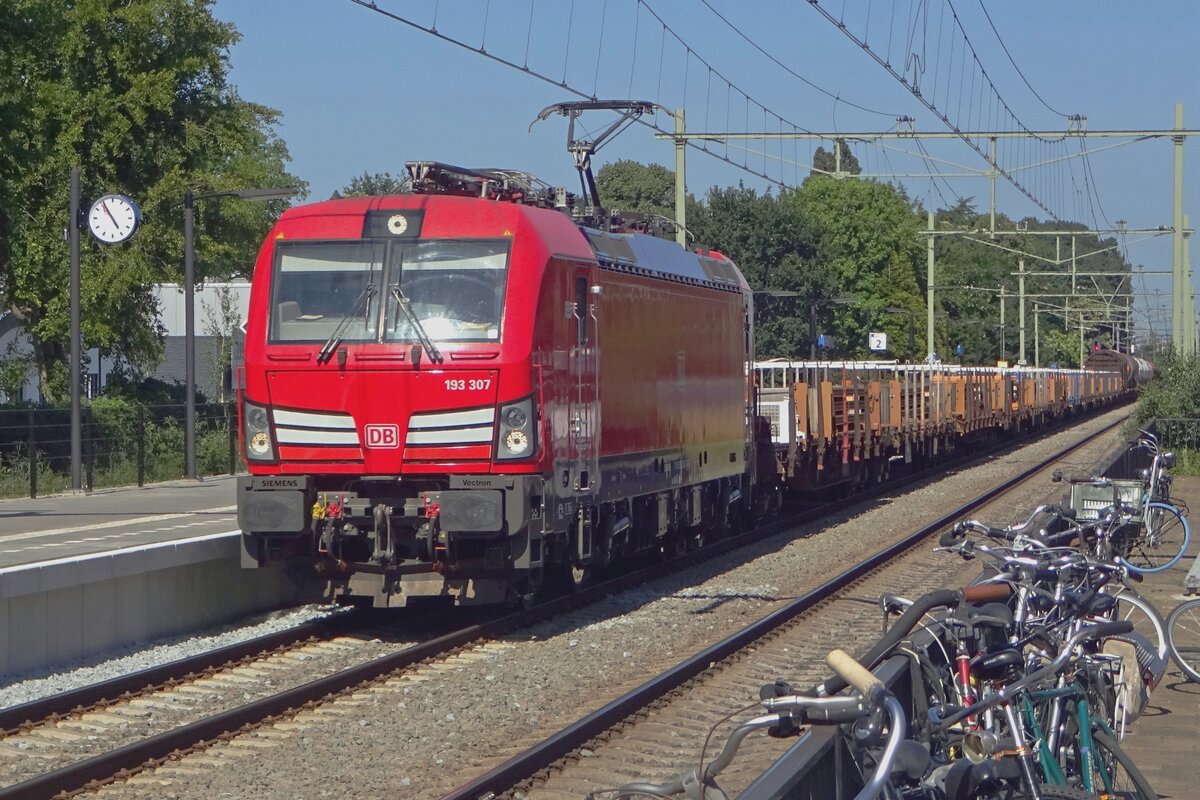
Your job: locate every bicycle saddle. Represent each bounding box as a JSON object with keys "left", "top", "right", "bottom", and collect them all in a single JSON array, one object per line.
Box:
[
  {"left": 1061, "top": 588, "right": 1116, "bottom": 616},
  {"left": 969, "top": 648, "right": 1024, "bottom": 681}
]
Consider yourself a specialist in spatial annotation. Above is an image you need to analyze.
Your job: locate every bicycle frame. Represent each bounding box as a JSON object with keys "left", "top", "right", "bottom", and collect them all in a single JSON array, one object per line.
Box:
[{"left": 1019, "top": 675, "right": 1124, "bottom": 796}]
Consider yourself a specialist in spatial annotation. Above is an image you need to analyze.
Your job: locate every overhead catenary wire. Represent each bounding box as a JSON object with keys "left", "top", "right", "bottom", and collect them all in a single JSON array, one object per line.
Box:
[
  {"left": 346, "top": 0, "right": 813, "bottom": 188},
  {"left": 807, "top": 0, "right": 1071, "bottom": 219},
  {"left": 696, "top": 0, "right": 903, "bottom": 119},
  {"left": 351, "top": 0, "right": 954, "bottom": 189},
  {"left": 976, "top": 0, "right": 1070, "bottom": 119}
]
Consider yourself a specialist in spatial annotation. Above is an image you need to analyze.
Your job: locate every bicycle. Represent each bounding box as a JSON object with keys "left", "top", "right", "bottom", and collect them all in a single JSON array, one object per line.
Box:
[
  {"left": 1054, "top": 470, "right": 1190, "bottom": 576},
  {"left": 942, "top": 507, "right": 1168, "bottom": 669},
  {"left": 1018, "top": 653, "right": 1157, "bottom": 798},
  {"left": 930, "top": 620, "right": 1148, "bottom": 800}
]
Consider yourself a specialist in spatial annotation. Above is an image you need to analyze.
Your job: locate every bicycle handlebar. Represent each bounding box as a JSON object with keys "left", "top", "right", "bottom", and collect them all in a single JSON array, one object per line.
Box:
[
  {"left": 961, "top": 582, "right": 1013, "bottom": 603},
  {"left": 940, "top": 504, "right": 1075, "bottom": 548},
  {"left": 827, "top": 649, "right": 884, "bottom": 697},
  {"left": 819, "top": 588, "right": 963, "bottom": 696},
  {"left": 1052, "top": 468, "right": 1112, "bottom": 487},
  {"left": 615, "top": 652, "right": 904, "bottom": 800}
]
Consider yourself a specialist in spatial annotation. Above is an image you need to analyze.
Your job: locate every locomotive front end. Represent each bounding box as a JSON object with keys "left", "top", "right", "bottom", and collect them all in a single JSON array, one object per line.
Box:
[{"left": 237, "top": 194, "right": 582, "bottom": 607}]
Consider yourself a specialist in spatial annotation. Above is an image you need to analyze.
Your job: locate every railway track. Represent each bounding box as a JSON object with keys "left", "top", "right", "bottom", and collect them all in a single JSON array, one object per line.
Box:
[
  {"left": 0, "top": 410, "right": 1128, "bottom": 799},
  {"left": 443, "top": 413, "right": 1130, "bottom": 800}
]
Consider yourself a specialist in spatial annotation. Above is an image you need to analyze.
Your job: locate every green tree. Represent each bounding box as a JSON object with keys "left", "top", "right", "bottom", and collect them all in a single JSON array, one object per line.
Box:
[
  {"left": 596, "top": 159, "right": 675, "bottom": 218},
  {"left": 1041, "top": 328, "right": 1080, "bottom": 368},
  {"left": 0, "top": 0, "right": 305, "bottom": 403},
  {"left": 689, "top": 184, "right": 824, "bottom": 357},
  {"left": 340, "top": 171, "right": 409, "bottom": 197},
  {"left": 0, "top": 349, "right": 34, "bottom": 405},
  {"left": 201, "top": 285, "right": 242, "bottom": 403},
  {"left": 872, "top": 250, "right": 924, "bottom": 360},
  {"left": 788, "top": 175, "right": 923, "bottom": 357},
  {"left": 812, "top": 138, "right": 862, "bottom": 176},
  {"left": 1129, "top": 352, "right": 1200, "bottom": 427}
]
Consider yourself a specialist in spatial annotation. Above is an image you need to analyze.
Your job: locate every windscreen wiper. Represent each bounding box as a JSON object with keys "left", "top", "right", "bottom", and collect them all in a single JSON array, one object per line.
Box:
[
  {"left": 316, "top": 284, "right": 376, "bottom": 364},
  {"left": 389, "top": 285, "right": 444, "bottom": 364}
]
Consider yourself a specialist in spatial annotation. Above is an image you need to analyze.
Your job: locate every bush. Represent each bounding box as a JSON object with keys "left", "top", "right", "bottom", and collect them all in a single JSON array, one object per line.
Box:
[
  {"left": 1128, "top": 352, "right": 1200, "bottom": 431},
  {"left": 89, "top": 396, "right": 139, "bottom": 456},
  {"left": 198, "top": 422, "right": 235, "bottom": 476}
]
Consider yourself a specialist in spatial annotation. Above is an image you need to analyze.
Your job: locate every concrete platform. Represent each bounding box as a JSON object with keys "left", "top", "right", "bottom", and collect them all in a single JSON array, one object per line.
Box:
[
  {"left": 0, "top": 478, "right": 311, "bottom": 677},
  {"left": 1118, "top": 475, "right": 1200, "bottom": 800},
  {"left": 0, "top": 476, "right": 238, "bottom": 569}
]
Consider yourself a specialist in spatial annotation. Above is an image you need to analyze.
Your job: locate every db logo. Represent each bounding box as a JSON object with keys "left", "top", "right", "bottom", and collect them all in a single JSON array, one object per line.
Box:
[{"left": 364, "top": 424, "right": 400, "bottom": 449}]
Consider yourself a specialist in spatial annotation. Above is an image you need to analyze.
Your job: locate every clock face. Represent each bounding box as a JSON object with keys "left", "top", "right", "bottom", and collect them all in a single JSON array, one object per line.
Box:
[{"left": 87, "top": 194, "right": 141, "bottom": 244}]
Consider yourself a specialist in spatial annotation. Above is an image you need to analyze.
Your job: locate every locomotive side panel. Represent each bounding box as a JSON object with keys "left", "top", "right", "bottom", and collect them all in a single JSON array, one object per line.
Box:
[{"left": 595, "top": 272, "right": 749, "bottom": 499}]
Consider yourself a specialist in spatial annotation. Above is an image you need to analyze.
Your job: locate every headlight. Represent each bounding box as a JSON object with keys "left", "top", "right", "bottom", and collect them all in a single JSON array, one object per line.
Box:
[
  {"left": 1162, "top": 452, "right": 1176, "bottom": 470},
  {"left": 247, "top": 406, "right": 269, "bottom": 430},
  {"left": 496, "top": 396, "right": 536, "bottom": 460},
  {"left": 243, "top": 399, "right": 277, "bottom": 462},
  {"left": 504, "top": 429, "right": 530, "bottom": 455}
]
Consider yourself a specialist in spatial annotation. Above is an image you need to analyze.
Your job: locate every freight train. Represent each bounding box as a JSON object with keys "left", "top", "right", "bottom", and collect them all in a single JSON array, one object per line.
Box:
[{"left": 235, "top": 161, "right": 1142, "bottom": 608}]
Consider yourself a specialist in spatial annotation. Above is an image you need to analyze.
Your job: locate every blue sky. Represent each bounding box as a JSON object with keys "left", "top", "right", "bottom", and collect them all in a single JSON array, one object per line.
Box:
[{"left": 213, "top": 0, "right": 1198, "bottom": 334}]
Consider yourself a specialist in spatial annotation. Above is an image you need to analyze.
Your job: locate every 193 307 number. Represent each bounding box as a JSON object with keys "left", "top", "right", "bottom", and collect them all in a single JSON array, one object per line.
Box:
[{"left": 445, "top": 378, "right": 491, "bottom": 391}]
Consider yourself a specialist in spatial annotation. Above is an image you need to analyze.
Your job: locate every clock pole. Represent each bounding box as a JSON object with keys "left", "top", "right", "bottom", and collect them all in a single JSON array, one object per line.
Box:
[
  {"left": 183, "top": 190, "right": 197, "bottom": 480},
  {"left": 69, "top": 167, "right": 82, "bottom": 491}
]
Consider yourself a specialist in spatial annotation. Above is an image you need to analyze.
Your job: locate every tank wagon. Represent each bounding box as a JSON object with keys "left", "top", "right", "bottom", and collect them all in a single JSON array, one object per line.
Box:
[
  {"left": 1084, "top": 347, "right": 1155, "bottom": 389},
  {"left": 236, "top": 162, "right": 760, "bottom": 607}
]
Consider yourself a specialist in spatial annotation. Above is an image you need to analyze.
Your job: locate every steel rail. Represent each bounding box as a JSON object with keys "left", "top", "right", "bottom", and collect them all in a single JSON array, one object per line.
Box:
[
  {"left": 0, "top": 408, "right": 1126, "bottom": 799},
  {"left": 0, "top": 614, "right": 349, "bottom": 736},
  {"left": 437, "top": 415, "right": 1127, "bottom": 800}
]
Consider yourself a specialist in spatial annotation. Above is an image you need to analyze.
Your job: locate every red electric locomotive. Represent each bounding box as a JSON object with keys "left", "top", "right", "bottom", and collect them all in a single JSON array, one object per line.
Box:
[{"left": 237, "top": 161, "right": 761, "bottom": 607}]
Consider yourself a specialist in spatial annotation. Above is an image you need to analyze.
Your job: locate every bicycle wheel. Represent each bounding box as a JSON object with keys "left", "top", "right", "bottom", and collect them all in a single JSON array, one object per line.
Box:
[
  {"left": 1089, "top": 729, "right": 1158, "bottom": 799},
  {"left": 1106, "top": 588, "right": 1169, "bottom": 662},
  {"left": 1166, "top": 597, "right": 1200, "bottom": 682},
  {"left": 1056, "top": 716, "right": 1156, "bottom": 799},
  {"left": 1120, "top": 502, "right": 1189, "bottom": 574}
]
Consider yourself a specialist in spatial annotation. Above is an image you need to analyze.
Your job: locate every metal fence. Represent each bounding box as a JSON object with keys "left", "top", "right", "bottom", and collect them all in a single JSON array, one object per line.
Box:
[
  {"left": 0, "top": 402, "right": 239, "bottom": 498},
  {"left": 1155, "top": 418, "right": 1200, "bottom": 475}
]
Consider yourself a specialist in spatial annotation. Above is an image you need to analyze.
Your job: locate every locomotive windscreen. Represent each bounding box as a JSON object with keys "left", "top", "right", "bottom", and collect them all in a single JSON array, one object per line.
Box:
[{"left": 270, "top": 238, "right": 510, "bottom": 344}]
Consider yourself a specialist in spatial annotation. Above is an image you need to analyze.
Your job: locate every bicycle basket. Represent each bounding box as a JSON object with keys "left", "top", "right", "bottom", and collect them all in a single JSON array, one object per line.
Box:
[{"left": 1069, "top": 479, "right": 1143, "bottom": 521}]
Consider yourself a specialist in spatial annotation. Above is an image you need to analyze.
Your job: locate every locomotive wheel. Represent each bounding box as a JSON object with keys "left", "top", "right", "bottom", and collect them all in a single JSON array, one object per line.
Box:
[
  {"left": 567, "top": 562, "right": 595, "bottom": 591},
  {"left": 510, "top": 568, "right": 544, "bottom": 610}
]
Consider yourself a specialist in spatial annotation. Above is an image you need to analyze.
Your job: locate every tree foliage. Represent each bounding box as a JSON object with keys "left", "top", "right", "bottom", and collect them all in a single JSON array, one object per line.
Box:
[
  {"left": 0, "top": 0, "right": 305, "bottom": 403},
  {"left": 596, "top": 159, "right": 676, "bottom": 218},
  {"left": 1129, "top": 353, "right": 1200, "bottom": 427},
  {"left": 340, "top": 171, "right": 409, "bottom": 197},
  {"left": 812, "top": 138, "right": 862, "bottom": 176},
  {"left": 592, "top": 158, "right": 1136, "bottom": 366},
  {"left": 786, "top": 175, "right": 924, "bottom": 358}
]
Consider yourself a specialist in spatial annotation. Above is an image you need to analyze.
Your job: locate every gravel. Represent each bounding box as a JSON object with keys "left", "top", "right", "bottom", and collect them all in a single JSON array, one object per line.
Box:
[
  {"left": 0, "top": 603, "right": 346, "bottom": 709},
  {"left": 84, "top": 407, "right": 1131, "bottom": 800}
]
